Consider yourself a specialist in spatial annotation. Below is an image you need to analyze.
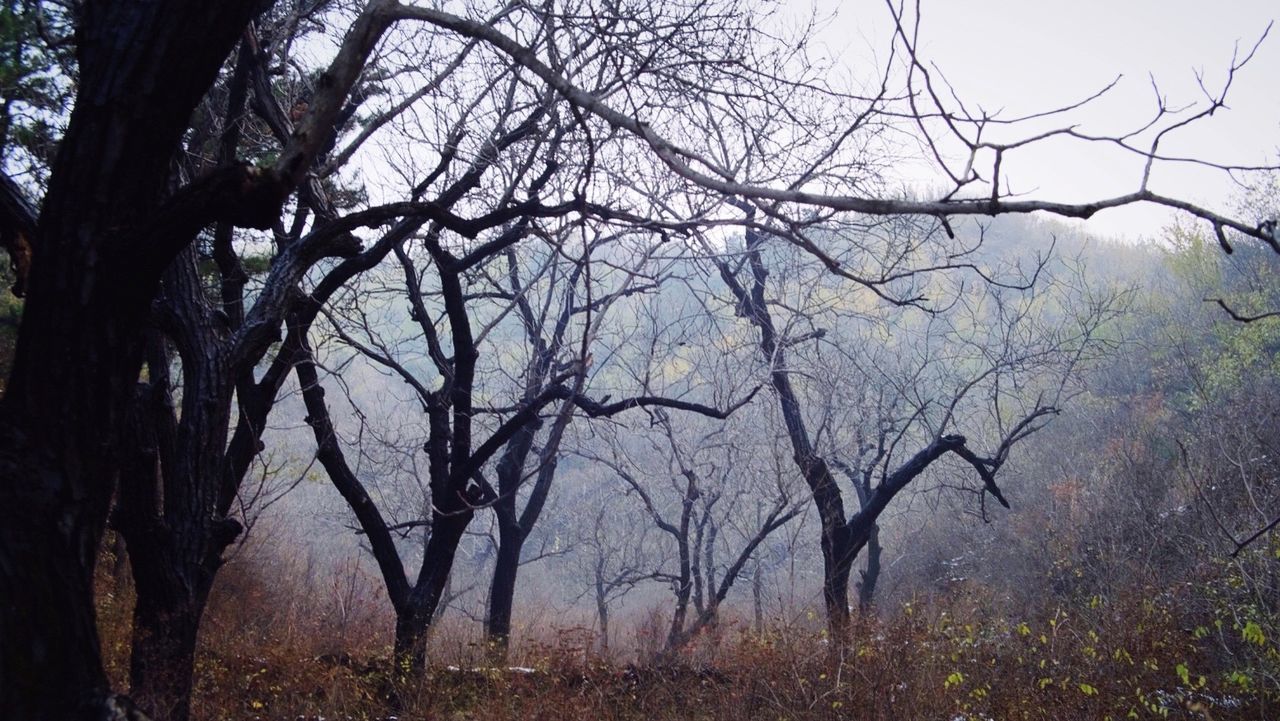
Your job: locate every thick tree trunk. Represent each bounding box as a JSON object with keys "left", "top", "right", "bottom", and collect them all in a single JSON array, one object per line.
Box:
[
  {"left": 485, "top": 520, "right": 524, "bottom": 656},
  {"left": 0, "top": 442, "right": 117, "bottom": 719},
  {"left": 117, "top": 316, "right": 241, "bottom": 721},
  {"left": 820, "top": 521, "right": 857, "bottom": 642},
  {"left": 804, "top": 460, "right": 855, "bottom": 644},
  {"left": 0, "top": 2, "right": 273, "bottom": 717},
  {"left": 392, "top": 613, "right": 429, "bottom": 675},
  {"left": 393, "top": 512, "right": 470, "bottom": 674},
  {"left": 128, "top": 591, "right": 204, "bottom": 721},
  {"left": 122, "top": 509, "right": 228, "bottom": 721},
  {"left": 484, "top": 407, "right": 572, "bottom": 657}
]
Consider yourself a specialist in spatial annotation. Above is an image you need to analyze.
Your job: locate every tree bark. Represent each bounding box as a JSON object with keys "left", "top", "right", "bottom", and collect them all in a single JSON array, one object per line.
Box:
[
  {"left": 752, "top": 564, "right": 765, "bottom": 634},
  {"left": 128, "top": 587, "right": 204, "bottom": 721},
  {"left": 116, "top": 262, "right": 245, "bottom": 721},
  {"left": 857, "top": 524, "right": 882, "bottom": 614},
  {"left": 392, "top": 512, "right": 470, "bottom": 673},
  {"left": 0, "top": 2, "right": 272, "bottom": 718},
  {"left": 485, "top": 518, "right": 525, "bottom": 655}
]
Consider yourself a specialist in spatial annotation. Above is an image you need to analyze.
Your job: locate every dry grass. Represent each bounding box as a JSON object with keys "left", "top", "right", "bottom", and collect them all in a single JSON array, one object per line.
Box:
[{"left": 94, "top": 542, "right": 1276, "bottom": 721}]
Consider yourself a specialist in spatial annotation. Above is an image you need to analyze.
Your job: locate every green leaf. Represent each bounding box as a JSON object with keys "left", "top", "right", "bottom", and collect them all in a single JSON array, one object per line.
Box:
[{"left": 1242, "top": 621, "right": 1266, "bottom": 646}]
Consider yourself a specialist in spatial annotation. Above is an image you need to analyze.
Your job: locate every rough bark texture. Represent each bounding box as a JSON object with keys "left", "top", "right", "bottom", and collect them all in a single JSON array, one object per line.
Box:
[
  {"left": 116, "top": 273, "right": 243, "bottom": 721},
  {"left": 111, "top": 6, "right": 400, "bottom": 714},
  {"left": 0, "top": 2, "right": 271, "bottom": 718}
]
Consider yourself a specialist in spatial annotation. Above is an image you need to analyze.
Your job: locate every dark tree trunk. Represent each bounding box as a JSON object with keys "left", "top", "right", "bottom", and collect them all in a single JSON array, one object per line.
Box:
[
  {"left": 822, "top": 511, "right": 889, "bottom": 639},
  {"left": 0, "top": 3, "right": 273, "bottom": 717},
  {"left": 116, "top": 269, "right": 244, "bottom": 721},
  {"left": 711, "top": 214, "right": 863, "bottom": 644},
  {"left": 793, "top": 459, "right": 863, "bottom": 636},
  {"left": 295, "top": 320, "right": 476, "bottom": 679},
  {"left": 484, "top": 415, "right": 539, "bottom": 654},
  {"left": 128, "top": 588, "right": 205, "bottom": 721},
  {"left": 857, "top": 525, "right": 882, "bottom": 614},
  {"left": 122, "top": 493, "right": 230, "bottom": 721},
  {"left": 485, "top": 518, "right": 525, "bottom": 655},
  {"left": 483, "top": 412, "right": 573, "bottom": 658},
  {"left": 393, "top": 512, "right": 470, "bottom": 673},
  {"left": 712, "top": 210, "right": 995, "bottom": 646},
  {"left": 821, "top": 526, "right": 856, "bottom": 640},
  {"left": 0, "top": 452, "right": 116, "bottom": 719},
  {"left": 664, "top": 473, "right": 698, "bottom": 651}
]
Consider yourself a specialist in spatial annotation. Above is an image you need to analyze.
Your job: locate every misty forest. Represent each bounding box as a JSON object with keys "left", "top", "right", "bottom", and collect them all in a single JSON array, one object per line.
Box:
[{"left": 1, "top": 1, "right": 1280, "bottom": 720}]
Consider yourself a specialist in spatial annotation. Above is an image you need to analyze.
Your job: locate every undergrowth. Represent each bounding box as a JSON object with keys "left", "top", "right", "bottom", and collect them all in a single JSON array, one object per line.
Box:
[{"left": 95, "top": 541, "right": 1278, "bottom": 721}]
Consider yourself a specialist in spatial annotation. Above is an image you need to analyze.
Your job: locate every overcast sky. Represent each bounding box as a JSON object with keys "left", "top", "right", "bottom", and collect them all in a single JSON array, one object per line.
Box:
[{"left": 815, "top": 0, "right": 1280, "bottom": 241}]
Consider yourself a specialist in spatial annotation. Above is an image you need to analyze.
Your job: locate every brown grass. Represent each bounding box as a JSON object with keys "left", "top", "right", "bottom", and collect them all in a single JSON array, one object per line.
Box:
[{"left": 94, "top": 541, "right": 1276, "bottom": 721}]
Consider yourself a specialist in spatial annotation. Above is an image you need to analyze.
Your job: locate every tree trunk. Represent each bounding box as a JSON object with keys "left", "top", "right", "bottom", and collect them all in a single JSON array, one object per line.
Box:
[
  {"left": 665, "top": 494, "right": 696, "bottom": 652},
  {"left": 0, "top": 2, "right": 275, "bottom": 716},
  {"left": 820, "top": 524, "right": 856, "bottom": 642},
  {"left": 116, "top": 317, "right": 241, "bottom": 721},
  {"left": 752, "top": 564, "right": 765, "bottom": 634},
  {"left": 596, "top": 595, "right": 611, "bottom": 655},
  {"left": 714, "top": 218, "right": 863, "bottom": 646},
  {"left": 0, "top": 445, "right": 116, "bottom": 719},
  {"left": 393, "top": 512, "right": 470, "bottom": 674},
  {"left": 857, "top": 524, "right": 882, "bottom": 614},
  {"left": 485, "top": 519, "right": 525, "bottom": 657},
  {"left": 392, "top": 612, "right": 429, "bottom": 676},
  {"left": 128, "top": 590, "right": 205, "bottom": 721},
  {"left": 121, "top": 505, "right": 228, "bottom": 721}
]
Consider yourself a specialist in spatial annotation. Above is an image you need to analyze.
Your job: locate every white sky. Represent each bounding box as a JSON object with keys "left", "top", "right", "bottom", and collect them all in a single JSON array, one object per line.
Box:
[{"left": 815, "top": 0, "right": 1280, "bottom": 241}]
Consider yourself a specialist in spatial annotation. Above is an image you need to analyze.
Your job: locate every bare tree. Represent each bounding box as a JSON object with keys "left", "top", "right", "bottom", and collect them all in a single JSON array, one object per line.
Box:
[
  {"left": 481, "top": 226, "right": 664, "bottom": 657},
  {"left": 587, "top": 411, "right": 805, "bottom": 657},
  {"left": 564, "top": 482, "right": 665, "bottom": 656},
  {"left": 696, "top": 210, "right": 1124, "bottom": 639},
  {"left": 0, "top": 1, "right": 1273, "bottom": 718},
  {"left": 299, "top": 215, "right": 754, "bottom": 672},
  {"left": 572, "top": 282, "right": 807, "bottom": 656}
]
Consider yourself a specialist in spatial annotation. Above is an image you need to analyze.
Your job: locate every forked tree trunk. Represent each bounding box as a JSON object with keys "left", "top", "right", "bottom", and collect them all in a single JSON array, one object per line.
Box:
[
  {"left": 116, "top": 319, "right": 243, "bottom": 721},
  {"left": 392, "top": 512, "right": 470, "bottom": 674}
]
